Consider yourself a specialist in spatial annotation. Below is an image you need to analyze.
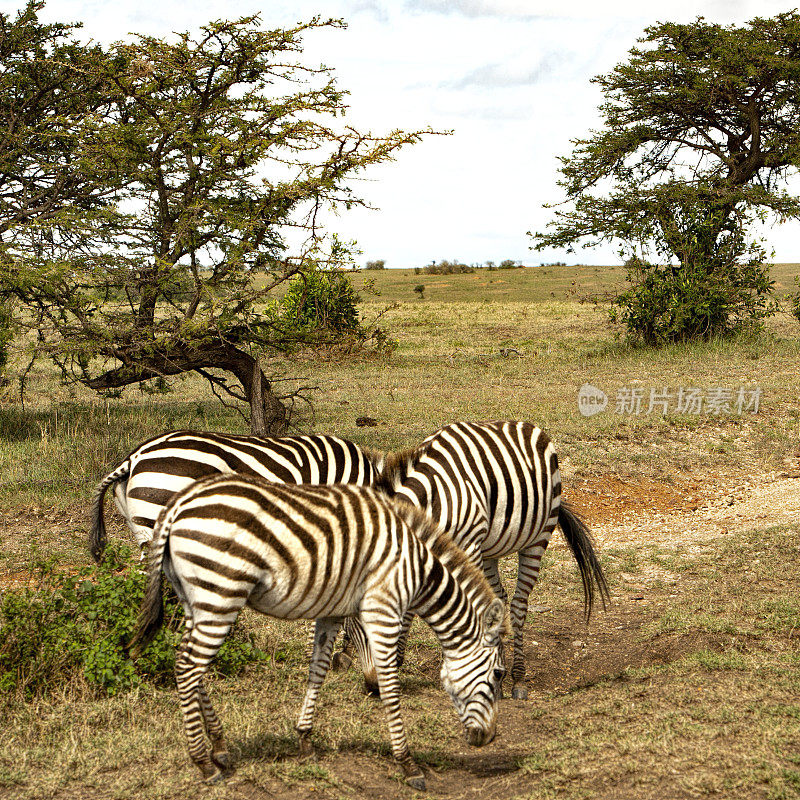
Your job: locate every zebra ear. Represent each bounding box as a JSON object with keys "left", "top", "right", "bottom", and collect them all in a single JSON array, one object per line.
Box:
[{"left": 483, "top": 598, "right": 506, "bottom": 645}]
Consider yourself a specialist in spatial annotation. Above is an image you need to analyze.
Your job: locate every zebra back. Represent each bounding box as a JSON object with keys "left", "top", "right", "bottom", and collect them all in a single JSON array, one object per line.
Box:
[
  {"left": 379, "top": 420, "right": 560, "bottom": 557},
  {"left": 91, "top": 429, "right": 379, "bottom": 558}
]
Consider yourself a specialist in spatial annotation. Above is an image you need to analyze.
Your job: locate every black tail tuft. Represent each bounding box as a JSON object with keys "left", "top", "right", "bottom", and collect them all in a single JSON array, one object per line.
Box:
[
  {"left": 558, "top": 499, "right": 610, "bottom": 620},
  {"left": 128, "top": 561, "right": 166, "bottom": 659},
  {"left": 89, "top": 480, "right": 111, "bottom": 563},
  {"left": 89, "top": 461, "right": 131, "bottom": 562}
]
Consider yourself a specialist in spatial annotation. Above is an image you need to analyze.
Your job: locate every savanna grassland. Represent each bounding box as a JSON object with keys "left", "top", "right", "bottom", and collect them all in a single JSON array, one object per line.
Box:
[{"left": 1, "top": 264, "right": 800, "bottom": 800}]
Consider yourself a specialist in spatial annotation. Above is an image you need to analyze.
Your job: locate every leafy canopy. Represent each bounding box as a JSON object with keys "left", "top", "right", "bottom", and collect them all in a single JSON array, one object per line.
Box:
[
  {"left": 532, "top": 12, "right": 800, "bottom": 341},
  {"left": 0, "top": 3, "right": 427, "bottom": 428}
]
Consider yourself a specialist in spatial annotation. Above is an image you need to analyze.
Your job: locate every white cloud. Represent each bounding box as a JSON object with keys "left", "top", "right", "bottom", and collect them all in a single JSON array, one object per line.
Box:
[
  {"left": 444, "top": 52, "right": 565, "bottom": 90},
  {"left": 404, "top": 0, "right": 546, "bottom": 18},
  {"left": 18, "top": 0, "right": 800, "bottom": 266}
]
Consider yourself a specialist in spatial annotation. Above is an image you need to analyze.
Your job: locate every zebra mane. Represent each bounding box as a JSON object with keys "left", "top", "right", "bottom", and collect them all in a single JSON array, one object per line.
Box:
[
  {"left": 391, "top": 498, "right": 501, "bottom": 619},
  {"left": 366, "top": 441, "right": 430, "bottom": 491}
]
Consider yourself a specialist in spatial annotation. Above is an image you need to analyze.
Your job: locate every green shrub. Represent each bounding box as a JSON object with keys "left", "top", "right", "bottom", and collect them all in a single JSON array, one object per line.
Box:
[
  {"left": 609, "top": 255, "right": 776, "bottom": 345},
  {"left": 280, "top": 265, "right": 362, "bottom": 333},
  {"left": 791, "top": 276, "right": 800, "bottom": 325},
  {"left": 419, "top": 260, "right": 474, "bottom": 275},
  {"left": 0, "top": 543, "right": 266, "bottom": 700}
]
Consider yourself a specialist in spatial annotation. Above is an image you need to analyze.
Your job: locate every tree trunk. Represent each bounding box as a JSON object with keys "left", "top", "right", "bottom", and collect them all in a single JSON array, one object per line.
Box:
[
  {"left": 247, "top": 357, "right": 288, "bottom": 436},
  {"left": 86, "top": 340, "right": 289, "bottom": 435}
]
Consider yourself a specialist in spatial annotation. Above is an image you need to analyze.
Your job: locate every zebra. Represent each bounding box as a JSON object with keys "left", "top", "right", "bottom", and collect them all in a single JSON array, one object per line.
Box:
[
  {"left": 129, "top": 476, "right": 507, "bottom": 790},
  {"left": 338, "top": 420, "right": 609, "bottom": 701},
  {"left": 90, "top": 430, "right": 379, "bottom": 561}
]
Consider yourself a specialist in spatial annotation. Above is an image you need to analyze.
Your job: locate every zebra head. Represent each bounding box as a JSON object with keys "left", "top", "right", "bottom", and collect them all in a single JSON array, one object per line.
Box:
[{"left": 440, "top": 596, "right": 506, "bottom": 747}]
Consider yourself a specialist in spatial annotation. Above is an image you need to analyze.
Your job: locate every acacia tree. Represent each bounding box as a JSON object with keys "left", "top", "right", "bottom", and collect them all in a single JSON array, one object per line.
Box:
[
  {"left": 0, "top": 3, "right": 116, "bottom": 379},
  {"left": 0, "top": 4, "right": 425, "bottom": 431},
  {"left": 531, "top": 12, "right": 800, "bottom": 343}
]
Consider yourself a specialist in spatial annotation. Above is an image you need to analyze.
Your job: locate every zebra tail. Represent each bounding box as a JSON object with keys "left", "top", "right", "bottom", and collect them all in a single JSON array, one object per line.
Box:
[
  {"left": 558, "top": 499, "right": 610, "bottom": 620},
  {"left": 89, "top": 460, "right": 131, "bottom": 562},
  {"left": 128, "top": 506, "right": 171, "bottom": 659}
]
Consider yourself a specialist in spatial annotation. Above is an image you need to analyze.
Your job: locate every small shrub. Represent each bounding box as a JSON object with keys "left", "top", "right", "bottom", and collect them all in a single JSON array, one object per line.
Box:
[
  {"left": 364, "top": 259, "right": 386, "bottom": 270},
  {"left": 414, "top": 284, "right": 425, "bottom": 299},
  {"left": 791, "top": 276, "right": 800, "bottom": 324},
  {"left": 498, "top": 259, "right": 521, "bottom": 269},
  {"left": 280, "top": 265, "right": 362, "bottom": 334},
  {"left": 419, "top": 260, "right": 474, "bottom": 275},
  {"left": 0, "top": 542, "right": 266, "bottom": 700}
]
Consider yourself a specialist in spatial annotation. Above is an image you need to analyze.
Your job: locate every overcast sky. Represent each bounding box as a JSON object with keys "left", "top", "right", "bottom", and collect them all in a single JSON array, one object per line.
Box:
[{"left": 18, "top": 0, "right": 800, "bottom": 267}]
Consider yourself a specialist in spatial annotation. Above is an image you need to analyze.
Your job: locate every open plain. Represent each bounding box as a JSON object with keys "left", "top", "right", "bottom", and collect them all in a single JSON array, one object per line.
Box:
[{"left": 1, "top": 264, "right": 799, "bottom": 800}]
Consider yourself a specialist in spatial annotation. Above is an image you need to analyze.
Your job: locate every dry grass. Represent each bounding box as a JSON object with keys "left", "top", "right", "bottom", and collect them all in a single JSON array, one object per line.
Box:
[{"left": 1, "top": 264, "right": 800, "bottom": 798}]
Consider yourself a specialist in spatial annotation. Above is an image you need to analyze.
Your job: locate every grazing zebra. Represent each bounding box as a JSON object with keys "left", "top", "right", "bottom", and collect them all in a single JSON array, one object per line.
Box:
[
  {"left": 129, "top": 476, "right": 507, "bottom": 789},
  {"left": 341, "top": 420, "right": 609, "bottom": 700},
  {"left": 90, "top": 430, "right": 378, "bottom": 560}
]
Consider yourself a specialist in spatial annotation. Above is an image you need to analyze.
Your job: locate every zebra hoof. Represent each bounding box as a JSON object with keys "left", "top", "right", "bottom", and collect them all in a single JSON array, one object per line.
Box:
[
  {"left": 298, "top": 734, "right": 316, "bottom": 760},
  {"left": 199, "top": 763, "right": 224, "bottom": 783},
  {"left": 331, "top": 651, "right": 353, "bottom": 671},
  {"left": 212, "top": 750, "right": 230, "bottom": 770},
  {"left": 405, "top": 773, "right": 426, "bottom": 791},
  {"left": 511, "top": 683, "right": 528, "bottom": 700}
]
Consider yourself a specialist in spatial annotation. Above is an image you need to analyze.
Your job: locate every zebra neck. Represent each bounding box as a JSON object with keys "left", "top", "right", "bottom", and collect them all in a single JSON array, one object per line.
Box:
[{"left": 411, "top": 553, "right": 482, "bottom": 656}]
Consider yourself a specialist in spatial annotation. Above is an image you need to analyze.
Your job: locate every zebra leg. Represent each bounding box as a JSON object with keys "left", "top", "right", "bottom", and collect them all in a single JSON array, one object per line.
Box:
[
  {"left": 175, "top": 620, "right": 233, "bottom": 782},
  {"left": 303, "top": 622, "right": 317, "bottom": 661},
  {"left": 509, "top": 546, "right": 546, "bottom": 700},
  {"left": 394, "top": 609, "right": 415, "bottom": 670},
  {"left": 361, "top": 618, "right": 425, "bottom": 790},
  {"left": 354, "top": 610, "right": 412, "bottom": 698},
  {"left": 198, "top": 680, "right": 229, "bottom": 770},
  {"left": 482, "top": 558, "right": 508, "bottom": 697},
  {"left": 296, "top": 617, "right": 343, "bottom": 759},
  {"left": 330, "top": 625, "right": 356, "bottom": 672},
  {"left": 343, "top": 618, "right": 380, "bottom": 697},
  {"left": 483, "top": 558, "right": 508, "bottom": 603}
]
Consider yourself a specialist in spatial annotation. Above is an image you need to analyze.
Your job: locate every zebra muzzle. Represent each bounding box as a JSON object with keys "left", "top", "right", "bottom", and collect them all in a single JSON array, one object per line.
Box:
[{"left": 465, "top": 722, "right": 496, "bottom": 747}]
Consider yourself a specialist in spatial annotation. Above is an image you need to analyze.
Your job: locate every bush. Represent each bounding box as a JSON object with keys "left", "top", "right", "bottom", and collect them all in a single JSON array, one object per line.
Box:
[
  {"left": 498, "top": 259, "right": 521, "bottom": 269},
  {"left": 280, "top": 265, "right": 362, "bottom": 334},
  {"left": 0, "top": 543, "right": 266, "bottom": 700},
  {"left": 419, "top": 260, "right": 474, "bottom": 275},
  {"left": 609, "top": 255, "right": 776, "bottom": 345},
  {"left": 791, "top": 276, "right": 800, "bottom": 325},
  {"left": 364, "top": 259, "right": 386, "bottom": 270}
]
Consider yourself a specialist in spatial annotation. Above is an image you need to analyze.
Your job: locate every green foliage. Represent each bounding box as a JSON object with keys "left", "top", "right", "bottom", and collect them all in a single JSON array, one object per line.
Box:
[
  {"left": 0, "top": 299, "right": 12, "bottom": 378},
  {"left": 364, "top": 259, "right": 386, "bottom": 270},
  {"left": 419, "top": 260, "right": 474, "bottom": 275},
  {"left": 280, "top": 266, "right": 362, "bottom": 334},
  {"left": 0, "top": 542, "right": 266, "bottom": 700},
  {"left": 531, "top": 13, "right": 800, "bottom": 341},
  {"left": 791, "top": 277, "right": 800, "bottom": 325},
  {"left": 610, "top": 250, "right": 776, "bottom": 345}
]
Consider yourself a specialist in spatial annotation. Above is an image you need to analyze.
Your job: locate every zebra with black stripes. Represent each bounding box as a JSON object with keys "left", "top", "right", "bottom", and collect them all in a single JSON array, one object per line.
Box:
[
  {"left": 90, "top": 430, "right": 379, "bottom": 560},
  {"left": 129, "top": 476, "right": 507, "bottom": 790},
  {"left": 341, "top": 420, "right": 609, "bottom": 701}
]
